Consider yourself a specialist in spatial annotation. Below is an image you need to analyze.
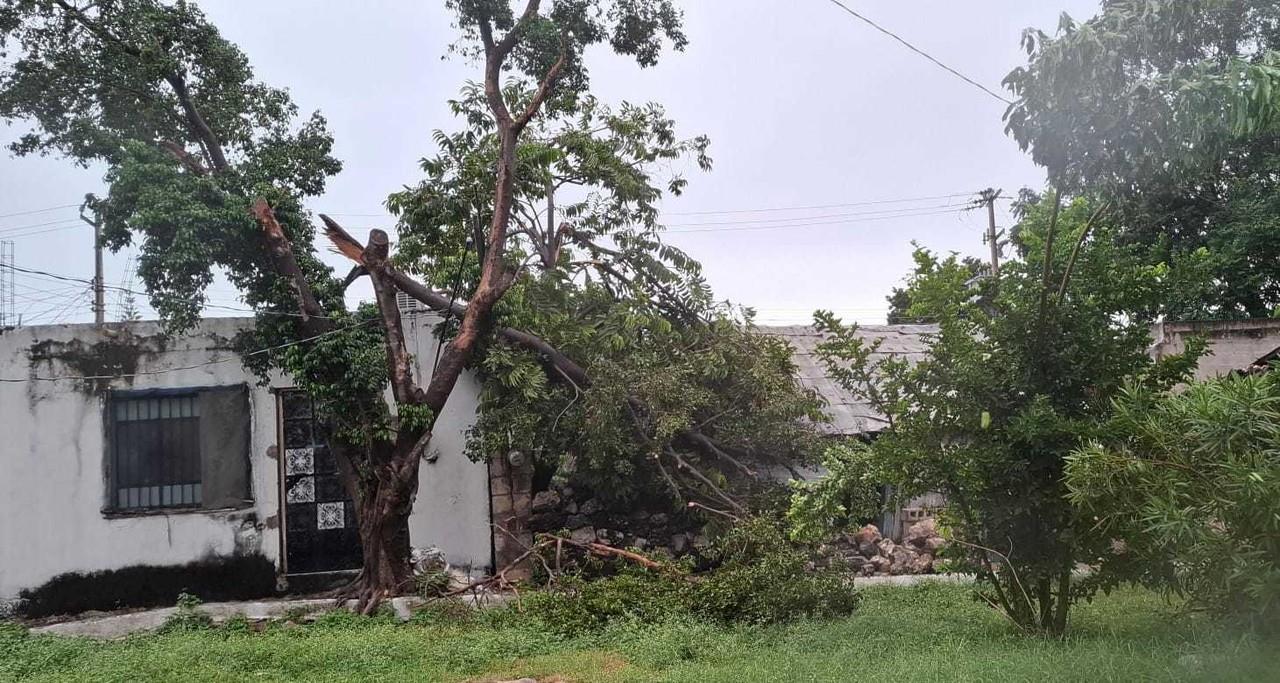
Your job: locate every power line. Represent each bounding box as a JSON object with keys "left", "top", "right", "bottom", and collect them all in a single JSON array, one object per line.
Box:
[
  {"left": 4, "top": 263, "right": 332, "bottom": 320},
  {"left": 0, "top": 224, "right": 87, "bottom": 240},
  {"left": 0, "top": 203, "right": 80, "bottom": 220},
  {"left": 821, "top": 0, "right": 1014, "bottom": 105},
  {"left": 0, "top": 217, "right": 83, "bottom": 234},
  {"left": 663, "top": 201, "right": 967, "bottom": 228},
  {"left": 661, "top": 192, "right": 974, "bottom": 216},
  {"left": 665, "top": 207, "right": 967, "bottom": 234},
  {"left": 0, "top": 318, "right": 380, "bottom": 383},
  {"left": 319, "top": 190, "right": 996, "bottom": 221}
]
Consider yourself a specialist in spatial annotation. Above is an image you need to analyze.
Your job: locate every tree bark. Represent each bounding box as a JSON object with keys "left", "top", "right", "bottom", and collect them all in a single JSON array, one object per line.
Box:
[{"left": 336, "top": 435, "right": 425, "bottom": 614}]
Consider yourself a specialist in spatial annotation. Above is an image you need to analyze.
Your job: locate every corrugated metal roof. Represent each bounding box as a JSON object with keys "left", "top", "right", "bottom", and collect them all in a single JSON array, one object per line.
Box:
[{"left": 757, "top": 324, "right": 938, "bottom": 435}]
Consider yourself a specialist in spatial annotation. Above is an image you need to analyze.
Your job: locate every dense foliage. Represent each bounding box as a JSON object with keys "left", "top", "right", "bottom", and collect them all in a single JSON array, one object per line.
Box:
[
  {"left": 389, "top": 77, "right": 822, "bottom": 509},
  {"left": 793, "top": 192, "right": 1203, "bottom": 634},
  {"left": 522, "top": 518, "right": 859, "bottom": 635},
  {"left": 1004, "top": 1, "right": 1280, "bottom": 318},
  {"left": 1067, "top": 371, "right": 1280, "bottom": 627},
  {"left": 0, "top": 0, "right": 710, "bottom": 607}
]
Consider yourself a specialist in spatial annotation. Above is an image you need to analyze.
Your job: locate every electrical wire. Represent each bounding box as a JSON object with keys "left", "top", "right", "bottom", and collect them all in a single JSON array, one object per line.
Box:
[
  {"left": 661, "top": 192, "right": 975, "bottom": 216},
  {"left": 320, "top": 190, "right": 994, "bottom": 221},
  {"left": 0, "top": 217, "right": 84, "bottom": 235},
  {"left": 4, "top": 263, "right": 336, "bottom": 320},
  {"left": 662, "top": 201, "right": 967, "bottom": 228},
  {"left": 0, "top": 224, "right": 88, "bottom": 240},
  {"left": 822, "top": 0, "right": 1013, "bottom": 105},
  {"left": 665, "top": 207, "right": 967, "bottom": 234},
  {"left": 0, "top": 203, "right": 81, "bottom": 220}
]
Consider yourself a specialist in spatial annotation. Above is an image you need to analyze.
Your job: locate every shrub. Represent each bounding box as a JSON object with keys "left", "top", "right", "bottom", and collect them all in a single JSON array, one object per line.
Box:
[
  {"left": 524, "top": 569, "right": 691, "bottom": 636},
  {"left": 157, "top": 592, "right": 213, "bottom": 633},
  {"left": 522, "top": 517, "right": 859, "bottom": 632},
  {"left": 690, "top": 517, "right": 859, "bottom": 625},
  {"left": 1067, "top": 372, "right": 1280, "bottom": 627}
]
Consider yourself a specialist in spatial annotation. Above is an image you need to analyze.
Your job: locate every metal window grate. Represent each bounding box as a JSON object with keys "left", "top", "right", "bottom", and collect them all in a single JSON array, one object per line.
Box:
[{"left": 111, "top": 394, "right": 202, "bottom": 509}]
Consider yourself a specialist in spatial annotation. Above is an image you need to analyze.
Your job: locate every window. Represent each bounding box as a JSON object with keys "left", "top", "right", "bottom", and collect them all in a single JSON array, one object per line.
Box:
[{"left": 107, "top": 386, "right": 251, "bottom": 512}]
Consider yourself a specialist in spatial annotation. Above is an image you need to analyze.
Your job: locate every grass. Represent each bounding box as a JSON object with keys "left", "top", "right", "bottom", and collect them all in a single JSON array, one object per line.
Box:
[{"left": 2, "top": 583, "right": 1277, "bottom": 682}]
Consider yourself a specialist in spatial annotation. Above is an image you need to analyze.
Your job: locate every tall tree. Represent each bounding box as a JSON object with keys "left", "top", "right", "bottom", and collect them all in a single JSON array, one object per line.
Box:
[
  {"left": 0, "top": 0, "right": 687, "bottom": 611},
  {"left": 385, "top": 81, "right": 821, "bottom": 513},
  {"left": 1003, "top": 0, "right": 1280, "bottom": 317}
]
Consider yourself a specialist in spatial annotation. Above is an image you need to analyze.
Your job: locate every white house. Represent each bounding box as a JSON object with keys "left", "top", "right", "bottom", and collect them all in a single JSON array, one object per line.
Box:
[{"left": 0, "top": 307, "right": 495, "bottom": 613}]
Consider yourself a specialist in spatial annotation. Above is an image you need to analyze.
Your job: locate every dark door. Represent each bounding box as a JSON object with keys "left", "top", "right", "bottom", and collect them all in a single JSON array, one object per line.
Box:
[{"left": 278, "top": 390, "right": 362, "bottom": 575}]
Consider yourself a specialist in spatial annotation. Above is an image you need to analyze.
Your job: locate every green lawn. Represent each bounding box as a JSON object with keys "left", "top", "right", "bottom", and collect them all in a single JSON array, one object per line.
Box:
[{"left": 2, "top": 583, "right": 1276, "bottom": 682}]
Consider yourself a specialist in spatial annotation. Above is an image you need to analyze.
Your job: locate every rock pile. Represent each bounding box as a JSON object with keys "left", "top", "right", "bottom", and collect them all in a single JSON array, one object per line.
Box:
[
  {"left": 527, "top": 484, "right": 705, "bottom": 558},
  {"left": 827, "top": 520, "right": 946, "bottom": 576}
]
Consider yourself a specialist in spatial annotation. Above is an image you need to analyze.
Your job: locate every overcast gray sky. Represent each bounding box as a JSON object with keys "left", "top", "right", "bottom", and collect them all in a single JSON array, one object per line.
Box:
[{"left": 0, "top": 0, "right": 1099, "bottom": 327}]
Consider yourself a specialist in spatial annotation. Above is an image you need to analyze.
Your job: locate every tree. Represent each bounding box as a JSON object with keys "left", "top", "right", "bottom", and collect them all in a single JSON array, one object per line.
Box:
[
  {"left": 1003, "top": 0, "right": 1280, "bottom": 317},
  {"left": 0, "top": 0, "right": 688, "bottom": 611},
  {"left": 1067, "top": 371, "right": 1280, "bottom": 628},
  {"left": 386, "top": 80, "right": 822, "bottom": 512},
  {"left": 794, "top": 191, "right": 1202, "bottom": 635},
  {"left": 885, "top": 246, "right": 985, "bottom": 324}
]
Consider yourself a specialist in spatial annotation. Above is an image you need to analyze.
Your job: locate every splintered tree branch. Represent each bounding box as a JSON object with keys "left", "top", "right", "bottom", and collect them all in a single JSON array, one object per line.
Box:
[
  {"left": 251, "top": 199, "right": 328, "bottom": 333},
  {"left": 363, "top": 229, "right": 425, "bottom": 406}
]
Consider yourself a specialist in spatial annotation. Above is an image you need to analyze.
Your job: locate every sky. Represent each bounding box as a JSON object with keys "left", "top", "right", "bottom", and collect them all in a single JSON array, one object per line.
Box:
[{"left": 0, "top": 0, "right": 1101, "bottom": 327}]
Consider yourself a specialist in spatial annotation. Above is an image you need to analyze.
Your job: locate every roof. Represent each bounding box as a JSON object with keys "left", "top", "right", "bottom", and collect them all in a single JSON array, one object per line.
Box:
[{"left": 757, "top": 324, "right": 938, "bottom": 435}]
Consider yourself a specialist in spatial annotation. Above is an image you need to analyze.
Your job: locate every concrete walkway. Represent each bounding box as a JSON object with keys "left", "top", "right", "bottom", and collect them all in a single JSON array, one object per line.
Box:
[
  {"left": 26, "top": 593, "right": 511, "bottom": 639},
  {"left": 24, "top": 574, "right": 970, "bottom": 639}
]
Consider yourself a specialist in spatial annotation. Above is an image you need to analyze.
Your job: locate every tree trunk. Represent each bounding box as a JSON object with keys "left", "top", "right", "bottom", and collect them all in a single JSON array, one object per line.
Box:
[{"left": 334, "top": 437, "right": 424, "bottom": 614}]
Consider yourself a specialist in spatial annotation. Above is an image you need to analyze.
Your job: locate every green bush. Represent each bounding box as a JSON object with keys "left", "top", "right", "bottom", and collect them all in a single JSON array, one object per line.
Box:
[
  {"left": 1067, "top": 372, "right": 1280, "bottom": 627},
  {"left": 524, "top": 569, "right": 691, "bottom": 636},
  {"left": 157, "top": 592, "right": 213, "bottom": 633},
  {"left": 523, "top": 518, "right": 859, "bottom": 632},
  {"left": 690, "top": 518, "right": 859, "bottom": 625}
]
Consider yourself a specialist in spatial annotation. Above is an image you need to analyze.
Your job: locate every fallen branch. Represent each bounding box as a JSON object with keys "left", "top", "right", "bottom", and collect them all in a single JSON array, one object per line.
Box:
[{"left": 431, "top": 533, "right": 672, "bottom": 603}]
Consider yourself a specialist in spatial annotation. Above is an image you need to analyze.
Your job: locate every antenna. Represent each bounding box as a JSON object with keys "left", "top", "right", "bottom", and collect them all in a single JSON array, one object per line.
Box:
[{"left": 0, "top": 241, "right": 14, "bottom": 327}]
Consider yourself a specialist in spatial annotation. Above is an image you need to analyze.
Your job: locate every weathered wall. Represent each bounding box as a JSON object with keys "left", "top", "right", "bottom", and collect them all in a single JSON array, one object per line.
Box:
[
  {"left": 0, "top": 314, "right": 492, "bottom": 602},
  {"left": 403, "top": 309, "right": 492, "bottom": 572},
  {"left": 1150, "top": 319, "right": 1280, "bottom": 380},
  {"left": 0, "top": 319, "right": 280, "bottom": 601}
]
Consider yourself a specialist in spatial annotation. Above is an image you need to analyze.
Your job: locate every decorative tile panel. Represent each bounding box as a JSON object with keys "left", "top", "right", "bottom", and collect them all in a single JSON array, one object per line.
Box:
[
  {"left": 286, "top": 476, "right": 315, "bottom": 504},
  {"left": 285, "top": 447, "right": 314, "bottom": 476},
  {"left": 317, "top": 502, "right": 345, "bottom": 530}
]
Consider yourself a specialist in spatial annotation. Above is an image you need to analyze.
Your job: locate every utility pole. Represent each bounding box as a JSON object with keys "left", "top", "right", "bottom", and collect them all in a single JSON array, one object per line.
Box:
[
  {"left": 979, "top": 188, "right": 1002, "bottom": 277},
  {"left": 0, "top": 241, "right": 14, "bottom": 328},
  {"left": 79, "top": 194, "right": 105, "bottom": 327}
]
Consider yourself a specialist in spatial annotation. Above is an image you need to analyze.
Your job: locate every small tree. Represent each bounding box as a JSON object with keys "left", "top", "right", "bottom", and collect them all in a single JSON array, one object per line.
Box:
[
  {"left": 794, "top": 192, "right": 1201, "bottom": 634},
  {"left": 1067, "top": 371, "right": 1280, "bottom": 627}
]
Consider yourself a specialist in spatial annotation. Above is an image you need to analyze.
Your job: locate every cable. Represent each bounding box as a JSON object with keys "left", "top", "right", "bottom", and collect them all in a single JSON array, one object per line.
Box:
[
  {"left": 661, "top": 192, "right": 974, "bottom": 216},
  {"left": 5, "top": 263, "right": 334, "bottom": 320},
  {"left": 822, "top": 0, "right": 1013, "bottom": 105},
  {"left": 322, "top": 192, "right": 982, "bottom": 222},
  {"left": 0, "top": 224, "right": 87, "bottom": 240},
  {"left": 0, "top": 217, "right": 84, "bottom": 235},
  {"left": 0, "top": 203, "right": 80, "bottom": 220},
  {"left": 663, "top": 201, "right": 967, "bottom": 228},
  {"left": 665, "top": 207, "right": 966, "bottom": 234},
  {"left": 0, "top": 318, "right": 379, "bottom": 383}
]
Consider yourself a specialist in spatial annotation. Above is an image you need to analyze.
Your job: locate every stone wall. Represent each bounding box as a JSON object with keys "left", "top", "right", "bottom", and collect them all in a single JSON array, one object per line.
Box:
[{"left": 527, "top": 480, "right": 705, "bottom": 557}]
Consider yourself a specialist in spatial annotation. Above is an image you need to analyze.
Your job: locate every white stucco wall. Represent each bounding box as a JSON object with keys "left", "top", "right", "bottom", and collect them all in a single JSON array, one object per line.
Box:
[
  {"left": 0, "top": 318, "right": 281, "bottom": 600},
  {"left": 0, "top": 314, "right": 491, "bottom": 601},
  {"left": 403, "top": 309, "right": 492, "bottom": 571}
]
